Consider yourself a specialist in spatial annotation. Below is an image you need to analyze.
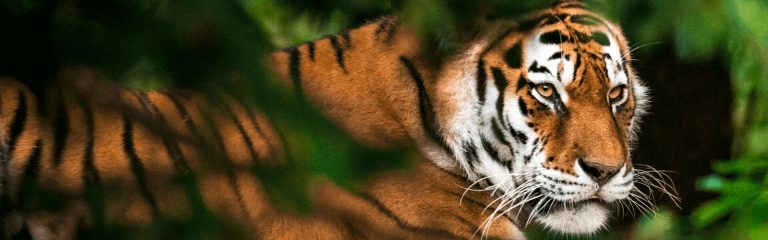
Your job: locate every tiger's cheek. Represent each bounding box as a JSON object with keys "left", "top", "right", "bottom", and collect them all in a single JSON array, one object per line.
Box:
[
  {"left": 518, "top": 93, "right": 573, "bottom": 173},
  {"left": 540, "top": 131, "right": 576, "bottom": 176},
  {"left": 614, "top": 94, "right": 635, "bottom": 140}
]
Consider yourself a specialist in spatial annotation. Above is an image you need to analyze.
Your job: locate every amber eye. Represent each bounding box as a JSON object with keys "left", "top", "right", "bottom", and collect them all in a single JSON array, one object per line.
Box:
[
  {"left": 608, "top": 85, "right": 626, "bottom": 104},
  {"left": 535, "top": 83, "right": 555, "bottom": 98}
]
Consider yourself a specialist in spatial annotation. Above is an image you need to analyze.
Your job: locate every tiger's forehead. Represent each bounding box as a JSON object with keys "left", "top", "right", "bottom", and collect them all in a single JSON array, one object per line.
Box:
[{"left": 519, "top": 10, "right": 627, "bottom": 88}]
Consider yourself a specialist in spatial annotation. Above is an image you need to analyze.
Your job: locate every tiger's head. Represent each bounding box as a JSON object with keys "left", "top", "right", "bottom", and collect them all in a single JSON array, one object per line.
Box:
[{"left": 430, "top": 3, "right": 650, "bottom": 234}]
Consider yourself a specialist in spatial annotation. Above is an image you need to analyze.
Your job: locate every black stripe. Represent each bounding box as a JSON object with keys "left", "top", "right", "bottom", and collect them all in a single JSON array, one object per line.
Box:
[
  {"left": 385, "top": 22, "right": 398, "bottom": 44},
  {"left": 21, "top": 140, "right": 43, "bottom": 181},
  {"left": 400, "top": 56, "right": 450, "bottom": 153},
  {"left": 374, "top": 18, "right": 395, "bottom": 41},
  {"left": 491, "top": 119, "right": 511, "bottom": 146},
  {"left": 491, "top": 67, "right": 509, "bottom": 123},
  {"left": 483, "top": 178, "right": 494, "bottom": 188},
  {"left": 79, "top": 98, "right": 99, "bottom": 183},
  {"left": 344, "top": 218, "right": 370, "bottom": 240},
  {"left": 164, "top": 93, "right": 201, "bottom": 137},
  {"left": 138, "top": 92, "right": 192, "bottom": 173},
  {"left": 504, "top": 42, "right": 522, "bottom": 68},
  {"left": 288, "top": 47, "right": 304, "bottom": 99},
  {"left": 374, "top": 19, "right": 389, "bottom": 37},
  {"left": 122, "top": 115, "right": 160, "bottom": 216},
  {"left": 528, "top": 61, "right": 551, "bottom": 74},
  {"left": 453, "top": 214, "right": 478, "bottom": 233},
  {"left": 476, "top": 60, "right": 487, "bottom": 106},
  {"left": 359, "top": 193, "right": 462, "bottom": 239},
  {"left": 226, "top": 172, "right": 251, "bottom": 225},
  {"left": 435, "top": 165, "right": 469, "bottom": 182},
  {"left": 517, "top": 98, "right": 532, "bottom": 116},
  {"left": 539, "top": 30, "right": 571, "bottom": 44},
  {"left": 328, "top": 35, "right": 347, "bottom": 73},
  {"left": 223, "top": 102, "right": 261, "bottom": 161},
  {"left": 307, "top": 41, "right": 316, "bottom": 61},
  {"left": 463, "top": 142, "right": 480, "bottom": 166},
  {"left": 548, "top": 52, "right": 563, "bottom": 61},
  {"left": 52, "top": 93, "right": 69, "bottom": 167},
  {"left": 207, "top": 109, "right": 251, "bottom": 221},
  {"left": 3, "top": 91, "right": 27, "bottom": 209},
  {"left": 532, "top": 139, "right": 544, "bottom": 157},
  {"left": 481, "top": 138, "right": 501, "bottom": 162},
  {"left": 504, "top": 157, "right": 515, "bottom": 170},
  {"left": 237, "top": 100, "right": 274, "bottom": 158},
  {"left": 153, "top": 93, "right": 211, "bottom": 222},
  {"left": 512, "top": 129, "right": 528, "bottom": 144},
  {"left": 234, "top": 96, "right": 268, "bottom": 136},
  {"left": 517, "top": 75, "right": 529, "bottom": 92},
  {"left": 342, "top": 31, "right": 352, "bottom": 48},
  {"left": 8, "top": 91, "right": 27, "bottom": 154},
  {"left": 78, "top": 98, "right": 107, "bottom": 228},
  {"left": 573, "top": 52, "right": 582, "bottom": 85}
]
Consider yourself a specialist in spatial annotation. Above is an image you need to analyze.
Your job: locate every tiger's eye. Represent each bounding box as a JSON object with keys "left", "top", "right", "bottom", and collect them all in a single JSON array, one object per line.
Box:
[
  {"left": 536, "top": 84, "right": 555, "bottom": 98},
  {"left": 608, "top": 85, "right": 625, "bottom": 103}
]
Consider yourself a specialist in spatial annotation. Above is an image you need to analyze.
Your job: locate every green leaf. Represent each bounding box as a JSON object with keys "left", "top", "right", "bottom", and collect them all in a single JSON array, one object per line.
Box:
[{"left": 697, "top": 175, "right": 725, "bottom": 192}]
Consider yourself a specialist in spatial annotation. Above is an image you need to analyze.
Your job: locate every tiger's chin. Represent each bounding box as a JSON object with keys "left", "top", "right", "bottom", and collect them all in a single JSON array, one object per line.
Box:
[{"left": 535, "top": 201, "right": 609, "bottom": 235}]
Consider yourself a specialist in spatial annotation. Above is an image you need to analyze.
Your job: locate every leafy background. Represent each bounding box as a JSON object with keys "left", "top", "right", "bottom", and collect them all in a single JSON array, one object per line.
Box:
[{"left": 1, "top": 0, "right": 767, "bottom": 239}]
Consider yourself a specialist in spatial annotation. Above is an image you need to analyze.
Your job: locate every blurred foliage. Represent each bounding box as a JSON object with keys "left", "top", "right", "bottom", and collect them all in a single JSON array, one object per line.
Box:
[{"left": 2, "top": 0, "right": 768, "bottom": 239}]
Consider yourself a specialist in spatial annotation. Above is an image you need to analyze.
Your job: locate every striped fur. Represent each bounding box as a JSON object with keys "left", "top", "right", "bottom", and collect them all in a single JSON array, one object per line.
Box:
[
  {"left": 1, "top": 1, "right": 668, "bottom": 239},
  {"left": 0, "top": 68, "right": 286, "bottom": 238},
  {"left": 0, "top": 71, "right": 521, "bottom": 239}
]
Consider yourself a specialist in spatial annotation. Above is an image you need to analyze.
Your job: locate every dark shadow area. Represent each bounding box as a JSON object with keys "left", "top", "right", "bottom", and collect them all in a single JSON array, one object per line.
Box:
[{"left": 633, "top": 43, "right": 732, "bottom": 213}]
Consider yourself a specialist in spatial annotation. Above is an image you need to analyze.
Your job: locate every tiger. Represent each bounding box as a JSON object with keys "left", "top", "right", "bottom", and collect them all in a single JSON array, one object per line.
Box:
[
  {"left": 270, "top": 0, "right": 675, "bottom": 236},
  {"left": 1, "top": 1, "right": 676, "bottom": 239}
]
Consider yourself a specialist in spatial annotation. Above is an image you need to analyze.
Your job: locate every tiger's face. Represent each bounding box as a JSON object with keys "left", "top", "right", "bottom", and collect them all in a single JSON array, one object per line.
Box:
[
  {"left": 507, "top": 20, "right": 642, "bottom": 233},
  {"left": 434, "top": 6, "right": 648, "bottom": 235}
]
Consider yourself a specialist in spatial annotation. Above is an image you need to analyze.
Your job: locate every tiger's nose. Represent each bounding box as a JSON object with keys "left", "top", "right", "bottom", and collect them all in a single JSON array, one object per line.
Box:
[{"left": 577, "top": 158, "right": 620, "bottom": 185}]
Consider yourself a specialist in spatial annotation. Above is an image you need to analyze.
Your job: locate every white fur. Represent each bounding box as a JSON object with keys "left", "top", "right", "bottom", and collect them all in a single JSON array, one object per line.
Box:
[
  {"left": 523, "top": 30, "right": 571, "bottom": 103},
  {"left": 599, "top": 165, "right": 634, "bottom": 202},
  {"left": 433, "top": 43, "right": 488, "bottom": 181},
  {"left": 536, "top": 202, "right": 609, "bottom": 234}
]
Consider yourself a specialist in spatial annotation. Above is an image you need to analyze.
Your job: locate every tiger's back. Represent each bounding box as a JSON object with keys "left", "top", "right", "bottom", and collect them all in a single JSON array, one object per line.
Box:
[
  {"left": 0, "top": 69, "right": 285, "bottom": 238},
  {"left": 1, "top": 70, "right": 517, "bottom": 239}
]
